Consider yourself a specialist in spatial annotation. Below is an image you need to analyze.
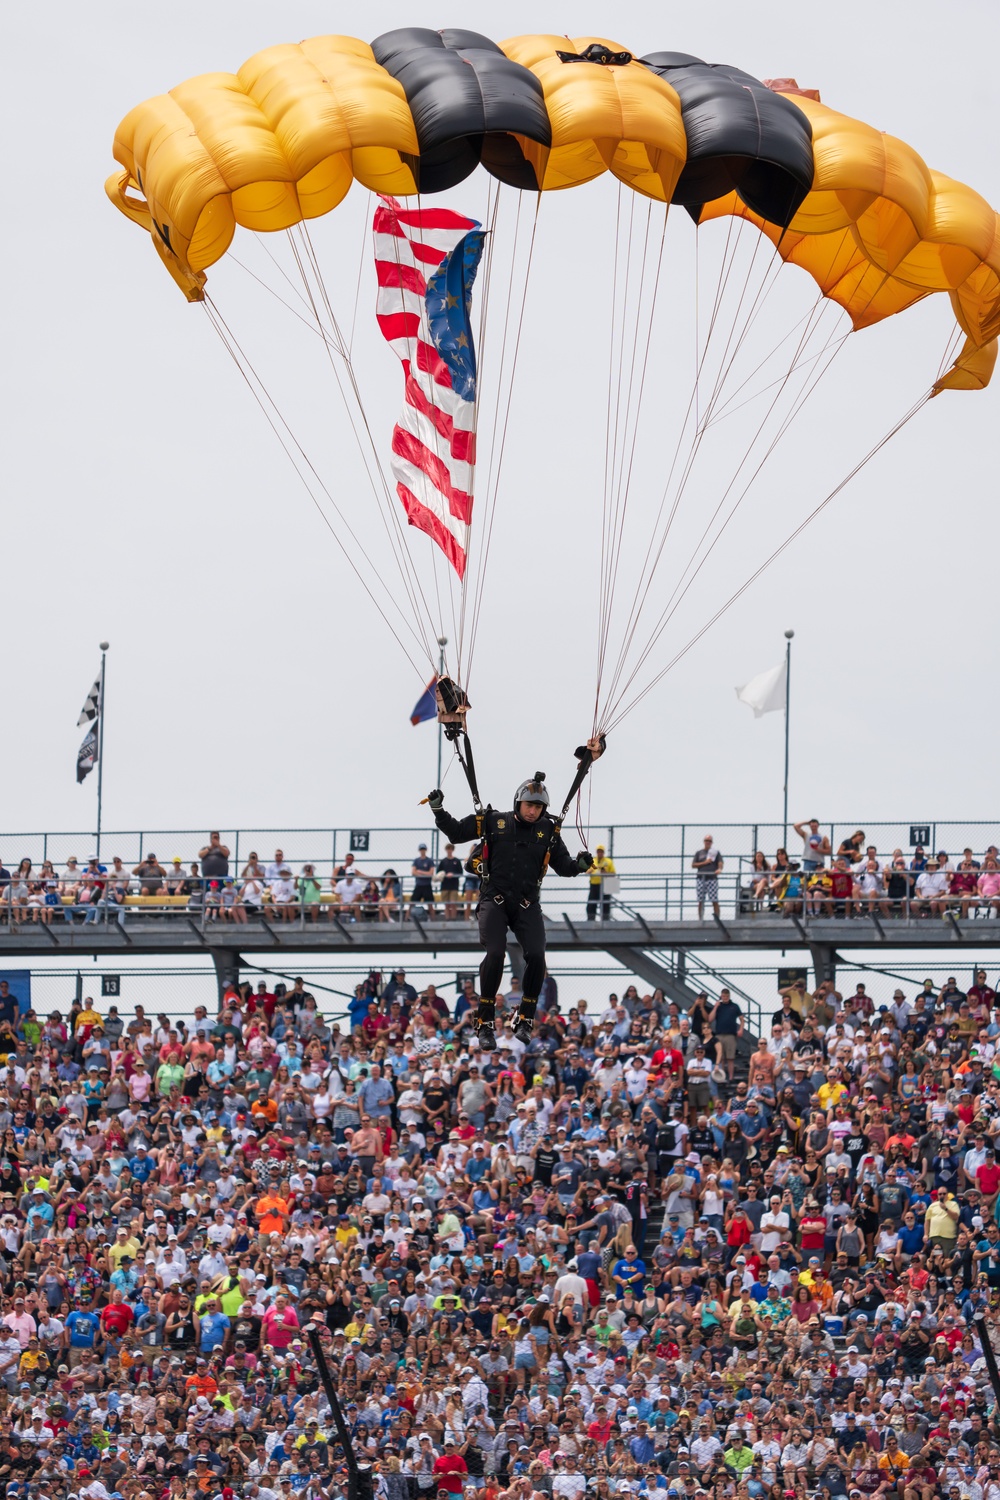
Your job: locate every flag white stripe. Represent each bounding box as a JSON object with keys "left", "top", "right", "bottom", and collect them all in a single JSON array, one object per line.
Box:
[
  {"left": 394, "top": 403, "right": 475, "bottom": 493},
  {"left": 375, "top": 284, "right": 426, "bottom": 319},
  {"left": 391, "top": 454, "right": 468, "bottom": 545}
]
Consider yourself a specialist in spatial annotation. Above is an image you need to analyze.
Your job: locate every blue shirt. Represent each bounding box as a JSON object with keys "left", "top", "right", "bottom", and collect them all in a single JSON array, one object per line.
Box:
[
  {"left": 65, "top": 1310, "right": 100, "bottom": 1348},
  {"left": 736, "top": 1111, "right": 768, "bottom": 1141},
  {"left": 897, "top": 1223, "right": 924, "bottom": 1254},
  {"left": 198, "top": 1311, "right": 230, "bottom": 1353},
  {"left": 613, "top": 1256, "right": 646, "bottom": 1295}
]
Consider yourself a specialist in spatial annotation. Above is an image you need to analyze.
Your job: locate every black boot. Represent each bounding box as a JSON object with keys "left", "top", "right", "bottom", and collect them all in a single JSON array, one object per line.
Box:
[
  {"left": 476, "top": 999, "right": 497, "bottom": 1052},
  {"left": 512, "top": 1000, "right": 536, "bottom": 1044}
]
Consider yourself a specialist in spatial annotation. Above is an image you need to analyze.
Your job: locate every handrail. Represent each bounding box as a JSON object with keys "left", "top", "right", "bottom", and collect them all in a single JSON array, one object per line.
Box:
[{"left": 0, "top": 867, "right": 992, "bottom": 932}]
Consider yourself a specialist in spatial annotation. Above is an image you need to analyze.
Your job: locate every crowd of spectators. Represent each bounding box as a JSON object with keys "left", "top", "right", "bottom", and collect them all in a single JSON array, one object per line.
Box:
[
  {"left": 740, "top": 823, "right": 1000, "bottom": 921},
  {"left": 0, "top": 960, "right": 996, "bottom": 1500},
  {"left": 0, "top": 839, "right": 481, "bottom": 927}
]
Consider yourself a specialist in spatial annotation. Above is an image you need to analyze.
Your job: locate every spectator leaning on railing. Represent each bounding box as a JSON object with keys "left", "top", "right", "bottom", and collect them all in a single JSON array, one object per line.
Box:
[{"left": 6, "top": 828, "right": 1000, "bottom": 927}]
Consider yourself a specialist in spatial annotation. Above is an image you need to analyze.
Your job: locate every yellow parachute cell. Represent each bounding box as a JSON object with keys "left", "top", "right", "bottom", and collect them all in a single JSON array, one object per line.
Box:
[{"left": 106, "top": 31, "right": 1000, "bottom": 386}]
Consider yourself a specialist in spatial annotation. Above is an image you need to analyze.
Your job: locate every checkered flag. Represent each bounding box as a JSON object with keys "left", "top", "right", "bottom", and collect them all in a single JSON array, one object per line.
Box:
[{"left": 77, "top": 675, "right": 101, "bottom": 726}]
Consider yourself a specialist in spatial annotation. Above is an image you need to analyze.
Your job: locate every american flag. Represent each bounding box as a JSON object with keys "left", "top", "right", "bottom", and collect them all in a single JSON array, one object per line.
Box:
[{"left": 374, "top": 196, "right": 484, "bottom": 579}]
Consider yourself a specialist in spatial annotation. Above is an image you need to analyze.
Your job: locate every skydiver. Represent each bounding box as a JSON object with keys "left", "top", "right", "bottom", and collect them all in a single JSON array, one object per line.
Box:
[{"left": 427, "top": 750, "right": 599, "bottom": 1050}]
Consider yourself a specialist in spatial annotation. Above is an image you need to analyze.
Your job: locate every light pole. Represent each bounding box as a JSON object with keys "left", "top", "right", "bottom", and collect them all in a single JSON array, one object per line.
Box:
[
  {"left": 782, "top": 629, "right": 794, "bottom": 846},
  {"left": 96, "top": 642, "right": 110, "bottom": 860}
]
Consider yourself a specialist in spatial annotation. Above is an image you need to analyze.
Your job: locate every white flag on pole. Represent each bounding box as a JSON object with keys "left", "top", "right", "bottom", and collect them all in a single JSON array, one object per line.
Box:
[{"left": 735, "top": 660, "right": 787, "bottom": 718}]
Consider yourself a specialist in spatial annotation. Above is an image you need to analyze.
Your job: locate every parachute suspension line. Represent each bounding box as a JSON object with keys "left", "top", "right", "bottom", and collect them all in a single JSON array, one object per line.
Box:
[
  {"left": 598, "top": 234, "right": 915, "bottom": 731},
  {"left": 347, "top": 193, "right": 371, "bottom": 360},
  {"left": 459, "top": 186, "right": 525, "bottom": 688},
  {"left": 596, "top": 218, "right": 781, "bottom": 718},
  {"left": 462, "top": 191, "right": 542, "bottom": 690},
  {"left": 599, "top": 296, "right": 852, "bottom": 728},
  {"left": 593, "top": 197, "right": 670, "bottom": 728},
  {"left": 286, "top": 222, "right": 443, "bottom": 666},
  {"left": 596, "top": 188, "right": 636, "bottom": 719},
  {"left": 600, "top": 203, "right": 670, "bottom": 699},
  {"left": 596, "top": 183, "right": 628, "bottom": 709},
  {"left": 201, "top": 296, "right": 428, "bottom": 680},
  {"left": 935, "top": 324, "right": 966, "bottom": 384},
  {"left": 236, "top": 224, "right": 448, "bottom": 672},
  {"left": 601, "top": 389, "right": 934, "bottom": 732},
  {"left": 228, "top": 252, "right": 336, "bottom": 337},
  {"left": 451, "top": 176, "right": 503, "bottom": 685},
  {"left": 703, "top": 293, "right": 851, "bottom": 429},
  {"left": 694, "top": 233, "right": 801, "bottom": 428},
  {"left": 607, "top": 215, "right": 752, "bottom": 659},
  {"left": 598, "top": 228, "right": 875, "bottom": 727}
]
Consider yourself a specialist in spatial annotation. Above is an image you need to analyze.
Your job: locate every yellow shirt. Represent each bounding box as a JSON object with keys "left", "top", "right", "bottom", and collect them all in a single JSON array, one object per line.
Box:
[
  {"left": 818, "top": 1080, "right": 847, "bottom": 1111},
  {"left": 75, "top": 1007, "right": 101, "bottom": 1035},
  {"left": 588, "top": 856, "right": 616, "bottom": 885},
  {"left": 925, "top": 1199, "right": 959, "bottom": 1240},
  {"left": 108, "top": 1236, "right": 142, "bottom": 1269}
]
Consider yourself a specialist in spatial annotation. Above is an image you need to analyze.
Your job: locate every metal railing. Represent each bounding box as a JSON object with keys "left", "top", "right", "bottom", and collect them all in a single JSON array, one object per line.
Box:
[
  {"left": 2, "top": 866, "right": 998, "bottom": 930},
  {"left": 0, "top": 819, "right": 997, "bottom": 875}
]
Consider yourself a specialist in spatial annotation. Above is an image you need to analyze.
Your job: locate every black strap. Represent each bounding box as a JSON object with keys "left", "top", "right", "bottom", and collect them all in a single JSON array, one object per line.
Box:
[
  {"left": 557, "top": 734, "right": 607, "bottom": 820},
  {"left": 453, "top": 731, "right": 483, "bottom": 814}
]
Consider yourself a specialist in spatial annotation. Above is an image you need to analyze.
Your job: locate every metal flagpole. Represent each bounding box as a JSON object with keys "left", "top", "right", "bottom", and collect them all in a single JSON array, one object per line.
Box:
[
  {"left": 782, "top": 629, "right": 794, "bottom": 846},
  {"left": 436, "top": 636, "right": 447, "bottom": 791},
  {"left": 96, "top": 642, "right": 109, "bottom": 860},
  {"left": 433, "top": 636, "right": 447, "bottom": 860}
]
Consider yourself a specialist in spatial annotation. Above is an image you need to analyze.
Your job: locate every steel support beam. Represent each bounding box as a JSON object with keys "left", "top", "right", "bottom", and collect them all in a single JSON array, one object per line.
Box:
[
  {"left": 209, "top": 950, "right": 243, "bottom": 1002},
  {"left": 604, "top": 946, "right": 704, "bottom": 1009},
  {"left": 808, "top": 944, "right": 839, "bottom": 987}
]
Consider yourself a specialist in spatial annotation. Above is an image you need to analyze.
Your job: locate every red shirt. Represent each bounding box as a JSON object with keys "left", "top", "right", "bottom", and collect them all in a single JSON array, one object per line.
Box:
[
  {"left": 727, "top": 1215, "right": 752, "bottom": 1248},
  {"left": 433, "top": 1455, "right": 468, "bottom": 1495},
  {"left": 100, "top": 1303, "right": 134, "bottom": 1337},
  {"left": 977, "top": 1162, "right": 1000, "bottom": 1195},
  {"left": 262, "top": 1304, "right": 299, "bottom": 1350}
]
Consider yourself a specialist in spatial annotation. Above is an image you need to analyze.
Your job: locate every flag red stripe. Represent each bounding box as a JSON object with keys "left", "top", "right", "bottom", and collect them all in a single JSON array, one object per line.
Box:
[
  {"left": 376, "top": 311, "right": 420, "bottom": 343},
  {"left": 375, "top": 201, "right": 478, "bottom": 233},
  {"left": 375, "top": 260, "right": 427, "bottom": 295},
  {"left": 391, "top": 426, "right": 473, "bottom": 524},
  {"left": 403, "top": 373, "right": 476, "bottom": 463},
  {"left": 397, "top": 483, "right": 467, "bottom": 578}
]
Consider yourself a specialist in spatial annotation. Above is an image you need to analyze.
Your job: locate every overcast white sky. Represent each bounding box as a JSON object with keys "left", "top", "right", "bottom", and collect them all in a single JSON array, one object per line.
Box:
[{"left": 3, "top": 1, "right": 998, "bottom": 854}]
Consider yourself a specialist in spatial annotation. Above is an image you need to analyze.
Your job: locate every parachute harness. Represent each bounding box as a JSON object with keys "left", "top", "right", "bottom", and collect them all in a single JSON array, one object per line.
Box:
[{"left": 435, "top": 675, "right": 605, "bottom": 883}]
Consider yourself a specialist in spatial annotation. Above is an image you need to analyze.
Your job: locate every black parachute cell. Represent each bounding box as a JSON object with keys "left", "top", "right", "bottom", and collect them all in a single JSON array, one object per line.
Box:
[
  {"left": 640, "top": 52, "right": 814, "bottom": 227},
  {"left": 371, "top": 28, "right": 551, "bottom": 193}
]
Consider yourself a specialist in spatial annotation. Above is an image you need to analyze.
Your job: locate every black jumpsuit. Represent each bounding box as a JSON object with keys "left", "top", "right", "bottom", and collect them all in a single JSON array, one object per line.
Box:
[{"left": 432, "top": 805, "right": 581, "bottom": 1005}]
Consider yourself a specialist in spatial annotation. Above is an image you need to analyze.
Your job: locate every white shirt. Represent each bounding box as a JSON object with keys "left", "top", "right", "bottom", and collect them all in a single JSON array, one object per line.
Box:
[
  {"left": 554, "top": 1271, "right": 588, "bottom": 1306},
  {"left": 552, "top": 1475, "right": 587, "bottom": 1499},
  {"left": 759, "top": 1208, "right": 790, "bottom": 1253}
]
